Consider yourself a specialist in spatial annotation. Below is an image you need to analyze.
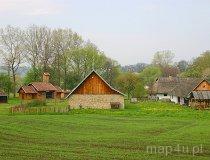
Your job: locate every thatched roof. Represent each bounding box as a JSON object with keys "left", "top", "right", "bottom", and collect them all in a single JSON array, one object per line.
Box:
[{"left": 151, "top": 77, "right": 202, "bottom": 97}]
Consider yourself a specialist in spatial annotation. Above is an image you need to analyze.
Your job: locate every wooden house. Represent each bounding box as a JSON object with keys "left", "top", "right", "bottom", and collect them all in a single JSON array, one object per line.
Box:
[
  {"left": 0, "top": 92, "right": 8, "bottom": 103},
  {"left": 18, "top": 73, "right": 64, "bottom": 100},
  {"left": 188, "top": 80, "right": 210, "bottom": 108},
  {"left": 66, "top": 70, "right": 125, "bottom": 109}
]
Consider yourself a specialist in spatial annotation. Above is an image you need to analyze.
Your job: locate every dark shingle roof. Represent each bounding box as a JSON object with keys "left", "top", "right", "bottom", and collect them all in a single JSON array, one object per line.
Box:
[{"left": 191, "top": 91, "right": 210, "bottom": 100}]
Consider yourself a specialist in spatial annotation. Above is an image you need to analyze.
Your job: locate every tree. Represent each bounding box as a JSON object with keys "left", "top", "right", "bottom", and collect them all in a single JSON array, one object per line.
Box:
[
  {"left": 0, "top": 26, "right": 24, "bottom": 97},
  {"left": 139, "top": 66, "right": 162, "bottom": 85},
  {"left": 161, "top": 66, "right": 179, "bottom": 77},
  {"left": 133, "top": 82, "right": 146, "bottom": 98},
  {"left": 177, "top": 60, "right": 189, "bottom": 72},
  {"left": 152, "top": 50, "right": 175, "bottom": 67},
  {"left": 115, "top": 72, "right": 139, "bottom": 99},
  {"left": 23, "top": 67, "right": 42, "bottom": 85},
  {"left": 0, "top": 73, "right": 12, "bottom": 96},
  {"left": 181, "top": 51, "right": 210, "bottom": 78},
  {"left": 101, "top": 58, "right": 120, "bottom": 87}
]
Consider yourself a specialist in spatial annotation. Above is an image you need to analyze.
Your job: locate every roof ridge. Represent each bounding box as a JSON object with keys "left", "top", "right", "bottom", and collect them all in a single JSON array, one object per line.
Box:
[{"left": 66, "top": 70, "right": 125, "bottom": 98}]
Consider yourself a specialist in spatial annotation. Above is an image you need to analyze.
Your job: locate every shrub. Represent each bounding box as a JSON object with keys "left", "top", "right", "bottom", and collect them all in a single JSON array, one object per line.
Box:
[{"left": 26, "top": 100, "right": 46, "bottom": 108}]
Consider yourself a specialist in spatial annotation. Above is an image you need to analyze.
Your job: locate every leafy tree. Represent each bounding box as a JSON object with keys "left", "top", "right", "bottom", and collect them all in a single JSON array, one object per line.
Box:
[
  {"left": 139, "top": 66, "right": 162, "bottom": 85},
  {"left": 132, "top": 82, "right": 146, "bottom": 98},
  {"left": 177, "top": 60, "right": 189, "bottom": 72},
  {"left": 181, "top": 51, "right": 210, "bottom": 78},
  {"left": 0, "top": 73, "right": 12, "bottom": 96},
  {"left": 115, "top": 72, "right": 139, "bottom": 99},
  {"left": 23, "top": 67, "right": 43, "bottom": 85}
]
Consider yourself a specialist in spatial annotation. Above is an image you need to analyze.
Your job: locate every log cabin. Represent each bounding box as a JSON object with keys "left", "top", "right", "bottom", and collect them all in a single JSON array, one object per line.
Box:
[
  {"left": 18, "top": 73, "right": 64, "bottom": 100},
  {"left": 188, "top": 79, "right": 210, "bottom": 109},
  {"left": 66, "top": 70, "right": 125, "bottom": 109}
]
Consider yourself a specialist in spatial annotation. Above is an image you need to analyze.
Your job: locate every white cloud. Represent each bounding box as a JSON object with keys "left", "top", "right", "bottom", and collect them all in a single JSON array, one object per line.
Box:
[{"left": 0, "top": 0, "right": 63, "bottom": 16}]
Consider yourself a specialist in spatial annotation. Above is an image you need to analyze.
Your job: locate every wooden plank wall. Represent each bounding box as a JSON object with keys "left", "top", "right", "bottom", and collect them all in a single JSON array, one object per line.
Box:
[
  {"left": 195, "top": 81, "right": 210, "bottom": 91},
  {"left": 74, "top": 72, "right": 118, "bottom": 94}
]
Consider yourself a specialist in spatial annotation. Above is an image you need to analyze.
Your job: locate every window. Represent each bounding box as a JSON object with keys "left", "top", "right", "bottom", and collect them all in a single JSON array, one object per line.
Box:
[
  {"left": 164, "top": 94, "right": 167, "bottom": 96},
  {"left": 46, "top": 92, "right": 53, "bottom": 99}
]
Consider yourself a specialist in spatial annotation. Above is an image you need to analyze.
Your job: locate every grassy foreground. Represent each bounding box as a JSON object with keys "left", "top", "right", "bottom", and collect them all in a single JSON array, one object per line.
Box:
[{"left": 0, "top": 99, "right": 209, "bottom": 159}]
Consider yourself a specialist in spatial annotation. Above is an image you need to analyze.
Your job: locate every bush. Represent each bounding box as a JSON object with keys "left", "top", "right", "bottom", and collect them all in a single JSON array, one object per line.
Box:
[{"left": 26, "top": 100, "right": 46, "bottom": 108}]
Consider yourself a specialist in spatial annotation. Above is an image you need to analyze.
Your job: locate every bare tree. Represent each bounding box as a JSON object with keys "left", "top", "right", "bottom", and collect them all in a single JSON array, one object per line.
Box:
[
  {"left": 0, "top": 26, "right": 24, "bottom": 97},
  {"left": 24, "top": 25, "right": 42, "bottom": 68},
  {"left": 39, "top": 27, "right": 53, "bottom": 72},
  {"left": 152, "top": 50, "right": 175, "bottom": 67}
]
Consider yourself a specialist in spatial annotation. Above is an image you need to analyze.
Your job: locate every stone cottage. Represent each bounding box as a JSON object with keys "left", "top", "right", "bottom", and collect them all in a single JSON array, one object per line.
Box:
[{"left": 66, "top": 70, "right": 125, "bottom": 109}]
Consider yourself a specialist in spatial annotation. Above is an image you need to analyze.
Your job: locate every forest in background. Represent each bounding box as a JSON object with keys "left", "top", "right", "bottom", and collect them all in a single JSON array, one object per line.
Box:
[{"left": 0, "top": 25, "right": 210, "bottom": 98}]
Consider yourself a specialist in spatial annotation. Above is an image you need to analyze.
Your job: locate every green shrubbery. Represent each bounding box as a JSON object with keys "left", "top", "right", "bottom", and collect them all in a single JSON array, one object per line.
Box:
[{"left": 26, "top": 100, "right": 46, "bottom": 108}]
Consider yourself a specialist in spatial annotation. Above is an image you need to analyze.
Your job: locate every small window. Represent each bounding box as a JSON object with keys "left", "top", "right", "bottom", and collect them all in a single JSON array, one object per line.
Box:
[{"left": 164, "top": 94, "right": 167, "bottom": 96}]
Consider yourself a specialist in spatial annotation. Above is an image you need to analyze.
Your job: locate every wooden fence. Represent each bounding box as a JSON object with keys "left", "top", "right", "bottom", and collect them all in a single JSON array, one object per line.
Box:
[{"left": 10, "top": 105, "right": 71, "bottom": 115}]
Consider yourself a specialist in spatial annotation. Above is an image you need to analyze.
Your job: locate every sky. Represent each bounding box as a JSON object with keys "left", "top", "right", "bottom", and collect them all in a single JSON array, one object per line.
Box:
[{"left": 0, "top": 0, "right": 210, "bottom": 65}]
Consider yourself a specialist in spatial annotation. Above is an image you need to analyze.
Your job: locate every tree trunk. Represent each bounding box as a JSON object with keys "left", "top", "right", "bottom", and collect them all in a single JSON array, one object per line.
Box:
[
  {"left": 12, "top": 69, "right": 16, "bottom": 98},
  {"left": 7, "top": 68, "right": 11, "bottom": 98},
  {"left": 64, "top": 58, "right": 67, "bottom": 91}
]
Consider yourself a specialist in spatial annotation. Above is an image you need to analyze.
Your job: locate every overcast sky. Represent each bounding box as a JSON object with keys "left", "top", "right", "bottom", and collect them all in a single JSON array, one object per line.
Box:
[{"left": 0, "top": 0, "right": 210, "bottom": 65}]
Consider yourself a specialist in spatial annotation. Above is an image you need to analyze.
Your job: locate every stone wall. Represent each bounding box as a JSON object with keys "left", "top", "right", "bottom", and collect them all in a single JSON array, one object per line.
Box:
[{"left": 68, "top": 94, "right": 124, "bottom": 109}]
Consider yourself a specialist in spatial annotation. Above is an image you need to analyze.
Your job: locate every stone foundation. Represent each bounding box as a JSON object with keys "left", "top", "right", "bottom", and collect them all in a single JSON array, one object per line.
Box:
[{"left": 68, "top": 94, "right": 124, "bottom": 109}]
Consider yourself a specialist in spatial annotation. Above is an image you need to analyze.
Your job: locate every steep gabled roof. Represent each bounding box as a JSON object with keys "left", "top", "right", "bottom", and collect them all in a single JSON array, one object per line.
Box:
[{"left": 66, "top": 70, "right": 125, "bottom": 98}]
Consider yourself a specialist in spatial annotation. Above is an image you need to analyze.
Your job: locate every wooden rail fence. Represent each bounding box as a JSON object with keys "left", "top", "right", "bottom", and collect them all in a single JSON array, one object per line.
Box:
[{"left": 10, "top": 105, "right": 71, "bottom": 115}]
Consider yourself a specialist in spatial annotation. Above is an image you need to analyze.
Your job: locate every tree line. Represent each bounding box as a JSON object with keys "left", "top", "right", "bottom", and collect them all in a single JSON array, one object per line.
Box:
[
  {"left": 0, "top": 25, "right": 120, "bottom": 97},
  {"left": 0, "top": 25, "right": 209, "bottom": 99}
]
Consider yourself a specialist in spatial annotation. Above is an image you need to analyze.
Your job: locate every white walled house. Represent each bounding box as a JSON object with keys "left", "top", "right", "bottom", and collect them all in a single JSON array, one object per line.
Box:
[
  {"left": 156, "top": 93, "right": 179, "bottom": 104},
  {"left": 149, "top": 77, "right": 202, "bottom": 105}
]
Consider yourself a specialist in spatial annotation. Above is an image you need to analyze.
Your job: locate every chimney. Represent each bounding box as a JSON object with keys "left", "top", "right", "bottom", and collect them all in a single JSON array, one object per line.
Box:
[{"left": 43, "top": 72, "right": 50, "bottom": 83}]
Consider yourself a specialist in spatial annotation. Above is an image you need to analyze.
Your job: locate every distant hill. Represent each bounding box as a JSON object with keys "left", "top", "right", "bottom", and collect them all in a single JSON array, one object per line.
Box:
[{"left": 121, "top": 63, "right": 148, "bottom": 73}]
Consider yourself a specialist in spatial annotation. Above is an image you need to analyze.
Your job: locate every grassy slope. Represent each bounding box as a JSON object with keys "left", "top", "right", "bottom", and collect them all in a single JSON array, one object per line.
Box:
[{"left": 0, "top": 100, "right": 209, "bottom": 160}]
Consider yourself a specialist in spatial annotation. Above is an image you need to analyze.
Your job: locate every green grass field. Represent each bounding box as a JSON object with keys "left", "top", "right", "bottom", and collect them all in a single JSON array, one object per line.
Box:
[{"left": 0, "top": 99, "right": 209, "bottom": 159}]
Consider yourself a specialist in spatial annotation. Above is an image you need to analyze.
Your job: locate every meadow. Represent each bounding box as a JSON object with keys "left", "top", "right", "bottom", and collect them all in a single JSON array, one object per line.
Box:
[{"left": 0, "top": 99, "right": 209, "bottom": 160}]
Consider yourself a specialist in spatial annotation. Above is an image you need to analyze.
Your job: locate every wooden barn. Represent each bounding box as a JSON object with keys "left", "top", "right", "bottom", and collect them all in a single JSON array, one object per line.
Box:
[
  {"left": 66, "top": 70, "right": 125, "bottom": 109},
  {"left": 188, "top": 79, "right": 210, "bottom": 109},
  {"left": 0, "top": 92, "right": 8, "bottom": 103},
  {"left": 18, "top": 73, "right": 64, "bottom": 100}
]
